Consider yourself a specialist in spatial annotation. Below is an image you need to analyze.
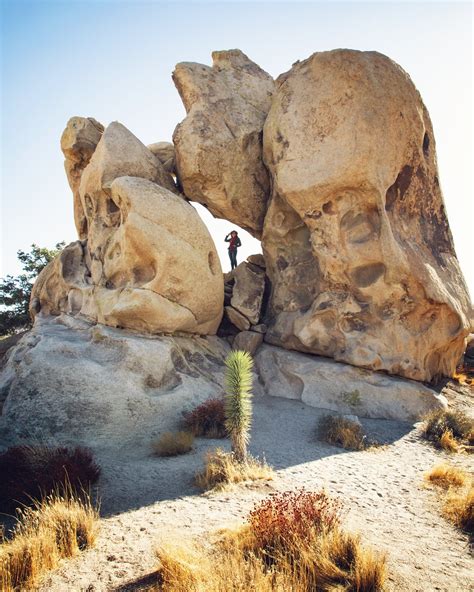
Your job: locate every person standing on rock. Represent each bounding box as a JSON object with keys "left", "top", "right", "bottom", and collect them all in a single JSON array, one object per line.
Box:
[{"left": 225, "top": 230, "right": 241, "bottom": 270}]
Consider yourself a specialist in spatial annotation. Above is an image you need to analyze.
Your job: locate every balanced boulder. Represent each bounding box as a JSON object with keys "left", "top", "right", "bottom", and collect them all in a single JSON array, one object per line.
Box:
[{"left": 172, "top": 49, "right": 274, "bottom": 237}]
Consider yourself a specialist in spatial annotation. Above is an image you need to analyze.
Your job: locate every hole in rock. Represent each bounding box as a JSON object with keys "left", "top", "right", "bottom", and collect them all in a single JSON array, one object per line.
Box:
[
  {"left": 423, "top": 132, "right": 430, "bottom": 156},
  {"left": 192, "top": 202, "right": 262, "bottom": 274}
]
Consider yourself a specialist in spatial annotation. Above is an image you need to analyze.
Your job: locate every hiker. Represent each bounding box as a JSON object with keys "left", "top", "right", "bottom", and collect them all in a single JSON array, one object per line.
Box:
[{"left": 225, "top": 230, "right": 241, "bottom": 270}]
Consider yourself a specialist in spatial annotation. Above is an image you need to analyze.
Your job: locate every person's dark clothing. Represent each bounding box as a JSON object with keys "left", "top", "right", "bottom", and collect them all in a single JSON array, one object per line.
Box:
[{"left": 225, "top": 233, "right": 241, "bottom": 270}]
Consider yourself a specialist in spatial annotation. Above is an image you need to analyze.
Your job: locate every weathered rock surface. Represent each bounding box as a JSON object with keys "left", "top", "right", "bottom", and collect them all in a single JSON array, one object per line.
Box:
[
  {"left": 32, "top": 176, "right": 224, "bottom": 334},
  {"left": 262, "top": 49, "right": 471, "bottom": 382},
  {"left": 224, "top": 306, "right": 250, "bottom": 331},
  {"left": 172, "top": 49, "right": 274, "bottom": 236},
  {"left": 147, "top": 141, "right": 176, "bottom": 174},
  {"left": 232, "top": 330, "right": 263, "bottom": 355},
  {"left": 0, "top": 317, "right": 230, "bottom": 449},
  {"left": 255, "top": 345, "right": 447, "bottom": 421},
  {"left": 230, "top": 262, "right": 266, "bottom": 325},
  {"left": 60, "top": 117, "right": 104, "bottom": 238}
]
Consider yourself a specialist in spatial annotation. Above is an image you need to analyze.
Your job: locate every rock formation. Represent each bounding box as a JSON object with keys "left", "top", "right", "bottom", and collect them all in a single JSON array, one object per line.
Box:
[
  {"left": 147, "top": 141, "right": 176, "bottom": 174},
  {"left": 255, "top": 345, "right": 447, "bottom": 421},
  {"left": 261, "top": 49, "right": 471, "bottom": 382},
  {"left": 0, "top": 316, "right": 230, "bottom": 448},
  {"left": 33, "top": 121, "right": 223, "bottom": 335},
  {"left": 172, "top": 49, "right": 275, "bottom": 237},
  {"left": 61, "top": 117, "right": 104, "bottom": 239}
]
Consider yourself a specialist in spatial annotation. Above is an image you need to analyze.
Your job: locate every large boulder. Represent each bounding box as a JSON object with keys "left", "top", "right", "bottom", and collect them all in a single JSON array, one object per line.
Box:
[
  {"left": 255, "top": 345, "right": 447, "bottom": 422},
  {"left": 262, "top": 49, "right": 472, "bottom": 382},
  {"left": 60, "top": 117, "right": 104, "bottom": 238},
  {"left": 0, "top": 316, "right": 230, "bottom": 449},
  {"left": 230, "top": 262, "right": 266, "bottom": 325},
  {"left": 172, "top": 49, "right": 274, "bottom": 237},
  {"left": 31, "top": 177, "right": 224, "bottom": 335},
  {"left": 147, "top": 141, "right": 176, "bottom": 174}
]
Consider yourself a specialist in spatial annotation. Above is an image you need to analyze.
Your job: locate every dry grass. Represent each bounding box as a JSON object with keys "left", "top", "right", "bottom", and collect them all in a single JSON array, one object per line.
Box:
[
  {"left": 194, "top": 448, "right": 273, "bottom": 492},
  {"left": 318, "top": 415, "right": 372, "bottom": 451},
  {"left": 426, "top": 462, "right": 473, "bottom": 540},
  {"left": 157, "top": 489, "right": 386, "bottom": 591},
  {"left": 443, "top": 485, "right": 474, "bottom": 537},
  {"left": 152, "top": 431, "right": 194, "bottom": 457},
  {"left": 422, "top": 409, "right": 474, "bottom": 451},
  {"left": 426, "top": 464, "right": 468, "bottom": 489},
  {"left": 0, "top": 489, "right": 99, "bottom": 591},
  {"left": 439, "top": 430, "right": 460, "bottom": 452}
]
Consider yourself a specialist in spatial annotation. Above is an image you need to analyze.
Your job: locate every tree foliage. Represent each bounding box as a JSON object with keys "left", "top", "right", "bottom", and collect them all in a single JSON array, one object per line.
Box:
[{"left": 0, "top": 243, "right": 64, "bottom": 335}]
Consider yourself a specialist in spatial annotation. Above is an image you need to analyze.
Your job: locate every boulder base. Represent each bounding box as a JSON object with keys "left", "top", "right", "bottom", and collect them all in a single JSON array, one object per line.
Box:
[{"left": 254, "top": 345, "right": 447, "bottom": 421}]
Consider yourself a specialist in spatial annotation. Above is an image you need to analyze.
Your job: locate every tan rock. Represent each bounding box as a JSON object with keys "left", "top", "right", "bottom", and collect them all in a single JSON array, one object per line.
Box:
[
  {"left": 31, "top": 177, "right": 224, "bottom": 335},
  {"left": 262, "top": 49, "right": 471, "bottom": 382},
  {"left": 247, "top": 254, "right": 266, "bottom": 269},
  {"left": 233, "top": 330, "right": 263, "bottom": 355},
  {"left": 147, "top": 141, "right": 176, "bottom": 174},
  {"left": 172, "top": 49, "right": 274, "bottom": 237},
  {"left": 60, "top": 117, "right": 104, "bottom": 238},
  {"left": 224, "top": 306, "right": 250, "bottom": 331},
  {"left": 230, "top": 262, "right": 265, "bottom": 325},
  {"left": 255, "top": 345, "right": 447, "bottom": 421}
]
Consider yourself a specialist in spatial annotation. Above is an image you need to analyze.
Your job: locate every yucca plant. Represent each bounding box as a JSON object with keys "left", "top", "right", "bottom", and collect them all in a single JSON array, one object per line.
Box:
[{"left": 224, "top": 350, "right": 253, "bottom": 463}]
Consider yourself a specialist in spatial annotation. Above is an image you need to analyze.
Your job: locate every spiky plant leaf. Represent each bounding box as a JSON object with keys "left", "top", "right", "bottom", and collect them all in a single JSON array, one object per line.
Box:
[{"left": 224, "top": 350, "right": 253, "bottom": 462}]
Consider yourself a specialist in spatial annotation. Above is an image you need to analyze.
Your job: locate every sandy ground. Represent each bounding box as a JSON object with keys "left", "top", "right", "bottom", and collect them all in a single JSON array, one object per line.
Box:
[{"left": 24, "top": 392, "right": 473, "bottom": 592}]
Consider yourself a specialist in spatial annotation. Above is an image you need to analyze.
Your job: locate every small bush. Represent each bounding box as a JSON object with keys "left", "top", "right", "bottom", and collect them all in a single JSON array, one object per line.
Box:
[
  {"left": 422, "top": 409, "right": 473, "bottom": 450},
  {"left": 152, "top": 431, "right": 194, "bottom": 457},
  {"left": 426, "top": 464, "right": 468, "bottom": 489},
  {"left": 157, "top": 488, "right": 386, "bottom": 591},
  {"left": 183, "top": 398, "right": 227, "bottom": 438},
  {"left": 248, "top": 488, "right": 343, "bottom": 550},
  {"left": 318, "top": 414, "right": 370, "bottom": 451},
  {"left": 444, "top": 485, "right": 474, "bottom": 537},
  {"left": 0, "top": 489, "right": 98, "bottom": 591},
  {"left": 0, "top": 445, "right": 101, "bottom": 513},
  {"left": 195, "top": 448, "right": 273, "bottom": 492}
]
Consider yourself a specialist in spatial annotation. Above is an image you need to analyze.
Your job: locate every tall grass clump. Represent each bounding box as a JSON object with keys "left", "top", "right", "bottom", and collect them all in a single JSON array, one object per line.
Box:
[
  {"left": 194, "top": 448, "right": 273, "bottom": 492},
  {"left": 422, "top": 409, "right": 474, "bottom": 451},
  {"left": 224, "top": 350, "right": 253, "bottom": 463},
  {"left": 0, "top": 489, "right": 99, "bottom": 591},
  {"left": 157, "top": 488, "right": 387, "bottom": 591},
  {"left": 426, "top": 462, "right": 473, "bottom": 540},
  {"left": 152, "top": 431, "right": 194, "bottom": 457},
  {"left": 183, "top": 398, "right": 227, "bottom": 438},
  {"left": 318, "top": 414, "right": 371, "bottom": 451},
  {"left": 0, "top": 445, "right": 101, "bottom": 513}
]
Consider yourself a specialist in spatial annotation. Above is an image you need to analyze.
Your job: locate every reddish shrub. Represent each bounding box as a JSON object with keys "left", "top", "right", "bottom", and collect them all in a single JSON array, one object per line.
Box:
[
  {"left": 248, "top": 489, "right": 343, "bottom": 550},
  {"left": 0, "top": 445, "right": 101, "bottom": 513},
  {"left": 183, "top": 398, "right": 227, "bottom": 438}
]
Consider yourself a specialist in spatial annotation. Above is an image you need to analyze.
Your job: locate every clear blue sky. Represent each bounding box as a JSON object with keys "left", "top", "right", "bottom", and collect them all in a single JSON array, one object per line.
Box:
[{"left": 1, "top": 0, "right": 472, "bottom": 294}]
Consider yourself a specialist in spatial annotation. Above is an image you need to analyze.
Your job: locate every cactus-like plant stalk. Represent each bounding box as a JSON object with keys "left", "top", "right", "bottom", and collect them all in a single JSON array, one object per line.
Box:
[{"left": 224, "top": 350, "right": 253, "bottom": 463}]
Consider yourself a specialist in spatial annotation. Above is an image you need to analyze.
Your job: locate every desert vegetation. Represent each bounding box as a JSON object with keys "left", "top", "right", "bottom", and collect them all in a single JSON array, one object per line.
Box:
[
  {"left": 195, "top": 350, "right": 274, "bottom": 491},
  {"left": 421, "top": 409, "right": 474, "bottom": 452},
  {"left": 183, "top": 397, "right": 227, "bottom": 438},
  {"left": 317, "top": 414, "right": 375, "bottom": 451},
  {"left": 0, "top": 489, "right": 98, "bottom": 591},
  {"left": 195, "top": 448, "right": 273, "bottom": 491},
  {"left": 0, "top": 445, "right": 101, "bottom": 513},
  {"left": 426, "top": 463, "right": 473, "bottom": 540},
  {"left": 157, "top": 488, "right": 387, "bottom": 591},
  {"left": 152, "top": 431, "right": 194, "bottom": 457}
]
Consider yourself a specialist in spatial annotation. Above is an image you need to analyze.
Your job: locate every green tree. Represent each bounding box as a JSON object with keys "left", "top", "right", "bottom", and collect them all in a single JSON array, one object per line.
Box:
[
  {"left": 224, "top": 350, "right": 254, "bottom": 463},
  {"left": 0, "top": 242, "right": 65, "bottom": 335}
]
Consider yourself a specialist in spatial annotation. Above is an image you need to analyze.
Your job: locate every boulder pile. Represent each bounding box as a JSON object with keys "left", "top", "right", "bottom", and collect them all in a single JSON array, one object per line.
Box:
[{"left": 0, "top": 48, "right": 471, "bottom": 446}]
